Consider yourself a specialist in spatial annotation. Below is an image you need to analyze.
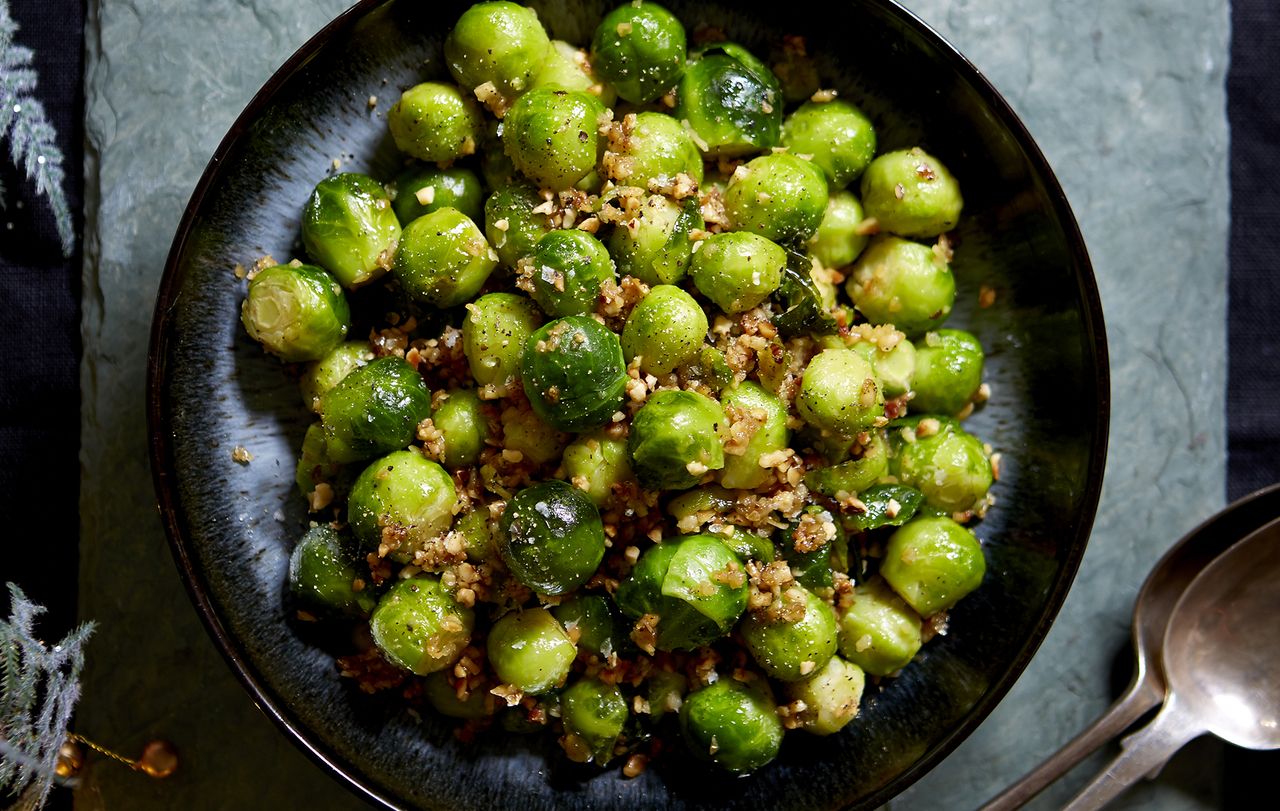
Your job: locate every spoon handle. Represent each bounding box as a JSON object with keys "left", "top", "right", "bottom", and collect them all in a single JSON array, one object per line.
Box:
[
  {"left": 980, "top": 679, "right": 1162, "bottom": 811},
  {"left": 1061, "top": 695, "right": 1201, "bottom": 811}
]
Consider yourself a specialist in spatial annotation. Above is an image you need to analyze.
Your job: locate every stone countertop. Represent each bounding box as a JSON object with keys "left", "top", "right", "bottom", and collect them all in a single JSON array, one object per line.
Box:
[{"left": 76, "top": 0, "right": 1228, "bottom": 808}]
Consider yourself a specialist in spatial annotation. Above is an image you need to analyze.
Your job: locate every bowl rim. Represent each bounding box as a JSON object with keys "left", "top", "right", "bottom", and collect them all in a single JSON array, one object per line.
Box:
[{"left": 146, "top": 1, "right": 1110, "bottom": 808}]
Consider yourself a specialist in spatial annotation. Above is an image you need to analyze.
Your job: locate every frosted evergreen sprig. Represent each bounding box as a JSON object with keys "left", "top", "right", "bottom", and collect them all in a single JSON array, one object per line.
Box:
[
  {"left": 1, "top": 584, "right": 95, "bottom": 810},
  {"left": 0, "top": 1, "right": 74, "bottom": 257}
]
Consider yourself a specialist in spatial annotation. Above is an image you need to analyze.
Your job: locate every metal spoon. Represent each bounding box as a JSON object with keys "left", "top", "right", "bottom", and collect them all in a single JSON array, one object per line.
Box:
[
  {"left": 983, "top": 483, "right": 1280, "bottom": 810},
  {"left": 1062, "top": 513, "right": 1280, "bottom": 808}
]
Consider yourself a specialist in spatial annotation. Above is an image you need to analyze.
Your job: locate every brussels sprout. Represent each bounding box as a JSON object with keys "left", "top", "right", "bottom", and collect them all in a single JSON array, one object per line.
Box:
[
  {"left": 392, "top": 165, "right": 484, "bottom": 225},
  {"left": 503, "top": 89, "right": 605, "bottom": 190},
  {"left": 681, "top": 344, "right": 735, "bottom": 394},
  {"left": 778, "top": 504, "right": 845, "bottom": 590},
  {"left": 519, "top": 316, "right": 627, "bottom": 432},
  {"left": 533, "top": 40, "right": 617, "bottom": 107},
  {"left": 453, "top": 508, "right": 497, "bottom": 564},
  {"left": 646, "top": 669, "right": 688, "bottom": 719},
  {"left": 848, "top": 336, "right": 917, "bottom": 399},
  {"left": 680, "top": 678, "right": 783, "bottom": 773},
  {"left": 890, "top": 422, "right": 993, "bottom": 513},
  {"left": 295, "top": 422, "right": 340, "bottom": 498},
  {"left": 300, "top": 341, "right": 373, "bottom": 413},
  {"left": 287, "top": 525, "right": 378, "bottom": 617},
  {"left": 484, "top": 184, "right": 554, "bottom": 267},
  {"left": 740, "top": 587, "right": 838, "bottom": 682},
  {"left": 603, "top": 112, "right": 703, "bottom": 190},
  {"left": 500, "top": 404, "right": 570, "bottom": 465},
  {"left": 561, "top": 431, "right": 633, "bottom": 507},
  {"left": 718, "top": 381, "right": 789, "bottom": 489},
  {"left": 560, "top": 677, "right": 629, "bottom": 764},
  {"left": 301, "top": 173, "right": 400, "bottom": 289},
  {"left": 628, "top": 389, "right": 727, "bottom": 490},
  {"left": 424, "top": 671, "right": 494, "bottom": 719},
  {"left": 499, "top": 480, "right": 606, "bottom": 595},
  {"left": 348, "top": 450, "right": 456, "bottom": 561},
  {"left": 387, "top": 82, "right": 484, "bottom": 164},
  {"left": 689, "top": 231, "right": 786, "bottom": 314},
  {"left": 784, "top": 655, "right": 865, "bottom": 735},
  {"left": 615, "top": 534, "right": 749, "bottom": 651},
  {"left": 808, "top": 191, "right": 870, "bottom": 269},
  {"left": 844, "top": 483, "right": 924, "bottom": 533},
  {"left": 716, "top": 528, "right": 775, "bottom": 563},
  {"left": 911, "top": 329, "right": 984, "bottom": 415},
  {"left": 444, "top": 1, "right": 550, "bottom": 105},
  {"left": 666, "top": 483, "right": 734, "bottom": 522},
  {"left": 394, "top": 207, "right": 498, "bottom": 308},
  {"left": 724, "top": 153, "right": 829, "bottom": 245},
  {"left": 552, "top": 594, "right": 617, "bottom": 656},
  {"left": 780, "top": 100, "right": 876, "bottom": 189},
  {"left": 607, "top": 194, "right": 702, "bottom": 286},
  {"left": 797, "top": 348, "right": 884, "bottom": 437},
  {"left": 846, "top": 235, "right": 955, "bottom": 336},
  {"left": 675, "top": 42, "right": 782, "bottom": 158},
  {"left": 881, "top": 516, "right": 985, "bottom": 616},
  {"left": 486, "top": 607, "right": 576, "bottom": 694},
  {"left": 770, "top": 248, "right": 838, "bottom": 338},
  {"left": 370, "top": 577, "right": 474, "bottom": 675},
  {"left": 860, "top": 147, "right": 963, "bottom": 238},
  {"left": 462, "top": 291, "right": 543, "bottom": 393},
  {"left": 241, "top": 263, "right": 350, "bottom": 362},
  {"left": 591, "top": 1, "right": 686, "bottom": 104},
  {"left": 528, "top": 230, "right": 616, "bottom": 318},
  {"left": 432, "top": 389, "right": 489, "bottom": 468},
  {"left": 836, "top": 577, "right": 923, "bottom": 676},
  {"left": 320, "top": 357, "right": 431, "bottom": 464},
  {"left": 621, "top": 284, "right": 708, "bottom": 377}
]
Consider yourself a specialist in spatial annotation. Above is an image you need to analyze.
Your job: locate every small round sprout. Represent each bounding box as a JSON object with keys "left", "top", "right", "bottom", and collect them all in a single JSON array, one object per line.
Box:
[
  {"left": 860, "top": 147, "right": 964, "bottom": 238},
  {"left": 561, "top": 431, "right": 633, "bottom": 507},
  {"left": 453, "top": 509, "right": 497, "bottom": 565},
  {"left": 719, "top": 381, "right": 789, "bottom": 489},
  {"left": 881, "top": 516, "right": 986, "bottom": 616},
  {"left": 528, "top": 229, "right": 616, "bottom": 318},
  {"left": 301, "top": 173, "right": 400, "bottom": 289},
  {"left": 424, "top": 671, "right": 494, "bottom": 719},
  {"left": 723, "top": 153, "right": 829, "bottom": 244},
  {"left": 675, "top": 42, "right": 782, "bottom": 157},
  {"left": 628, "top": 389, "right": 726, "bottom": 490},
  {"left": 836, "top": 577, "right": 923, "bottom": 676},
  {"left": 560, "top": 678, "right": 629, "bottom": 764},
  {"left": 370, "top": 577, "right": 474, "bottom": 675},
  {"left": 621, "top": 284, "right": 709, "bottom": 376},
  {"left": 241, "top": 263, "right": 350, "bottom": 362},
  {"left": 784, "top": 655, "right": 865, "bottom": 735},
  {"left": 533, "top": 40, "right": 617, "bottom": 107},
  {"left": 300, "top": 341, "right": 373, "bottom": 413},
  {"left": 320, "top": 356, "right": 432, "bottom": 464},
  {"left": 615, "top": 534, "right": 749, "bottom": 650},
  {"left": 431, "top": 389, "right": 489, "bottom": 468},
  {"left": 444, "top": 1, "right": 551, "bottom": 106},
  {"left": 803, "top": 430, "right": 890, "bottom": 495},
  {"left": 392, "top": 165, "right": 485, "bottom": 225},
  {"left": 502, "top": 89, "right": 605, "bottom": 190},
  {"left": 911, "top": 329, "right": 984, "bottom": 415},
  {"left": 394, "top": 207, "right": 498, "bottom": 308},
  {"left": 646, "top": 669, "right": 688, "bottom": 719},
  {"left": 484, "top": 184, "right": 553, "bottom": 268},
  {"left": 680, "top": 678, "right": 783, "bottom": 773},
  {"left": 552, "top": 594, "right": 617, "bottom": 656},
  {"left": 739, "top": 586, "right": 839, "bottom": 682},
  {"left": 780, "top": 100, "right": 877, "bottom": 189},
  {"left": 890, "top": 423, "right": 993, "bottom": 513},
  {"left": 498, "top": 480, "right": 606, "bottom": 595},
  {"left": 499, "top": 404, "right": 569, "bottom": 465},
  {"left": 287, "top": 525, "right": 378, "bottom": 617},
  {"left": 846, "top": 235, "right": 955, "bottom": 335},
  {"left": 608, "top": 194, "right": 702, "bottom": 286},
  {"left": 603, "top": 112, "right": 703, "bottom": 190},
  {"left": 797, "top": 348, "right": 884, "bottom": 437},
  {"left": 462, "top": 291, "right": 543, "bottom": 394},
  {"left": 387, "top": 82, "right": 484, "bottom": 164},
  {"left": 849, "top": 337, "right": 917, "bottom": 399},
  {"left": 486, "top": 607, "right": 576, "bottom": 694},
  {"left": 689, "top": 231, "right": 787, "bottom": 314},
  {"left": 295, "top": 422, "right": 339, "bottom": 498},
  {"left": 808, "top": 191, "right": 870, "bottom": 269},
  {"left": 591, "top": 1, "right": 686, "bottom": 104},
  {"left": 521, "top": 316, "right": 628, "bottom": 432},
  {"left": 348, "top": 450, "right": 457, "bottom": 561}
]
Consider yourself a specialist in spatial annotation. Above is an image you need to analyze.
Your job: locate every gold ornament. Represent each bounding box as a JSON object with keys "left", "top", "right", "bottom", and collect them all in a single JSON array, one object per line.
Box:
[
  {"left": 54, "top": 740, "right": 84, "bottom": 778},
  {"left": 137, "top": 739, "right": 178, "bottom": 779}
]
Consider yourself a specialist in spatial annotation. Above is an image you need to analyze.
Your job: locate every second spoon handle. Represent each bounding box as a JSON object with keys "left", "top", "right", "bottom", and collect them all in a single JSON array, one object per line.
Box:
[{"left": 981, "top": 678, "right": 1162, "bottom": 811}]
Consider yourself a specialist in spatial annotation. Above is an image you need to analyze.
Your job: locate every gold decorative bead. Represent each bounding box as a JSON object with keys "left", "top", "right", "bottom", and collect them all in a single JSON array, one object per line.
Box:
[
  {"left": 55, "top": 740, "right": 84, "bottom": 778},
  {"left": 137, "top": 739, "right": 178, "bottom": 778}
]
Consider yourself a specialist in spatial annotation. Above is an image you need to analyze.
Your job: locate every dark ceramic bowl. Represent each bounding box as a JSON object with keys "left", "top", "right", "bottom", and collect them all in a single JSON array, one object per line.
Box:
[{"left": 147, "top": 1, "right": 1108, "bottom": 808}]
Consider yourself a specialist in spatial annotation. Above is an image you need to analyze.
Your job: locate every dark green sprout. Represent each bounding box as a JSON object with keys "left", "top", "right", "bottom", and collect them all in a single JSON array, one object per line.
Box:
[
  {"left": 591, "top": 1, "right": 687, "bottom": 104},
  {"left": 320, "top": 356, "right": 431, "bottom": 464},
  {"left": 680, "top": 678, "right": 783, "bottom": 773},
  {"left": 499, "top": 480, "right": 606, "bottom": 595},
  {"left": 675, "top": 42, "right": 782, "bottom": 157},
  {"left": 287, "top": 525, "right": 378, "bottom": 617},
  {"left": 521, "top": 316, "right": 628, "bottom": 432},
  {"left": 301, "top": 173, "right": 400, "bottom": 289}
]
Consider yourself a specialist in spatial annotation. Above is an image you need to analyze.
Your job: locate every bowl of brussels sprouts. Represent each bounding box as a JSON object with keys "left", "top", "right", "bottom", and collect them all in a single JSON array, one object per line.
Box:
[{"left": 147, "top": 1, "right": 1107, "bottom": 809}]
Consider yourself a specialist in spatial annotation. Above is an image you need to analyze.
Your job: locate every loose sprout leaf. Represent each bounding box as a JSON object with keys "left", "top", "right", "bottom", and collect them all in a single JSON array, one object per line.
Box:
[
  {"left": 772, "top": 247, "right": 837, "bottom": 337},
  {"left": 844, "top": 483, "right": 924, "bottom": 532}
]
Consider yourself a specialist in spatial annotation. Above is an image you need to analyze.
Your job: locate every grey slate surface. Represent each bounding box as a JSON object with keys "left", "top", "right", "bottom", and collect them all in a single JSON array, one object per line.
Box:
[{"left": 77, "top": 0, "right": 1228, "bottom": 809}]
